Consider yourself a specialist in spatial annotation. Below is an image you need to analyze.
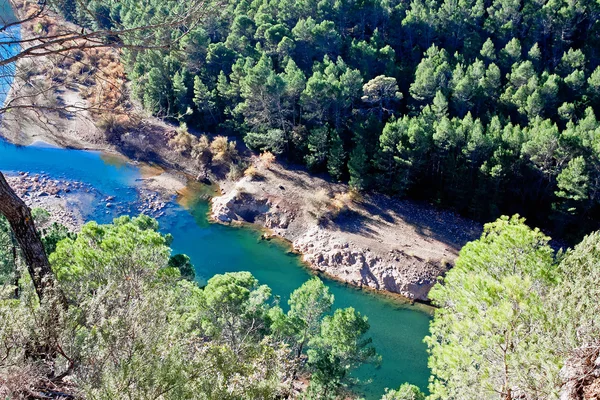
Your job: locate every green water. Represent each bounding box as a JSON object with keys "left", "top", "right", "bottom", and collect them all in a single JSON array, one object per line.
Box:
[{"left": 0, "top": 139, "right": 432, "bottom": 398}]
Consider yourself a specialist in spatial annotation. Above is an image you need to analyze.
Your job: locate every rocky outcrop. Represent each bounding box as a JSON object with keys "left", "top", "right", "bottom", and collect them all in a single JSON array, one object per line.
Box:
[
  {"left": 211, "top": 187, "right": 270, "bottom": 223},
  {"left": 211, "top": 186, "right": 450, "bottom": 301},
  {"left": 560, "top": 345, "right": 600, "bottom": 400},
  {"left": 293, "top": 227, "right": 447, "bottom": 301},
  {"left": 6, "top": 172, "right": 85, "bottom": 230}
]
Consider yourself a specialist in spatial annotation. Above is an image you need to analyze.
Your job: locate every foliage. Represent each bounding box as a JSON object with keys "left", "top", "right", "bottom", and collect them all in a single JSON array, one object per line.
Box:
[
  {"left": 423, "top": 215, "right": 600, "bottom": 400},
  {"left": 55, "top": 0, "right": 600, "bottom": 239},
  {"left": 381, "top": 383, "right": 426, "bottom": 400},
  {"left": 0, "top": 215, "right": 378, "bottom": 398},
  {"left": 168, "top": 253, "right": 196, "bottom": 281}
]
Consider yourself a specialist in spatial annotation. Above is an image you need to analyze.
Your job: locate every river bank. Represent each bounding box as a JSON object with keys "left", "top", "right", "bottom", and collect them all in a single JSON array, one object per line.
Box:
[
  {"left": 5, "top": 171, "right": 86, "bottom": 230},
  {"left": 0, "top": 0, "right": 481, "bottom": 301},
  {"left": 0, "top": 139, "right": 435, "bottom": 398}
]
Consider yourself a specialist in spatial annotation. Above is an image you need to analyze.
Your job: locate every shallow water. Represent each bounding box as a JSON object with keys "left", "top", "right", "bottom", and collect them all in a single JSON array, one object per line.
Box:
[{"left": 0, "top": 139, "right": 432, "bottom": 398}]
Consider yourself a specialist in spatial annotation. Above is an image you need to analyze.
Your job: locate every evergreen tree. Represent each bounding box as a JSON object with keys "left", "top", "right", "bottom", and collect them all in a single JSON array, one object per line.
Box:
[
  {"left": 426, "top": 216, "right": 558, "bottom": 400},
  {"left": 305, "top": 126, "right": 329, "bottom": 170},
  {"left": 327, "top": 130, "right": 345, "bottom": 181},
  {"left": 348, "top": 140, "right": 370, "bottom": 191},
  {"left": 554, "top": 156, "right": 589, "bottom": 215}
]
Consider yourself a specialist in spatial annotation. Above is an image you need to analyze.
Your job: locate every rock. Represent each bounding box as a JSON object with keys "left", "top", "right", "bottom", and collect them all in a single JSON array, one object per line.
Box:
[
  {"left": 217, "top": 214, "right": 231, "bottom": 222},
  {"left": 39, "top": 191, "right": 49, "bottom": 197}
]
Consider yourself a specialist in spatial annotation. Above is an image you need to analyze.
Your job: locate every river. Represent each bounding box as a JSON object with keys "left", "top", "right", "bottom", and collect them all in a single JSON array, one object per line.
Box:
[{"left": 0, "top": 5, "right": 432, "bottom": 398}]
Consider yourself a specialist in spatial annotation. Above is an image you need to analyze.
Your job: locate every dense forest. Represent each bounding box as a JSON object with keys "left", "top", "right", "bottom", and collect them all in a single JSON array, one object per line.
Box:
[
  {"left": 3, "top": 0, "right": 600, "bottom": 398},
  {"left": 3, "top": 210, "right": 600, "bottom": 399},
  {"left": 56, "top": 0, "right": 600, "bottom": 240},
  {"left": 0, "top": 214, "right": 381, "bottom": 399}
]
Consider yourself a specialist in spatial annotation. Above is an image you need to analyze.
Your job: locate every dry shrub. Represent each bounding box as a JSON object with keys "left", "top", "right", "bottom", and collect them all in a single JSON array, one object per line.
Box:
[
  {"left": 15, "top": 0, "right": 129, "bottom": 117},
  {"left": 310, "top": 190, "right": 358, "bottom": 222},
  {"left": 210, "top": 136, "right": 238, "bottom": 165},
  {"left": 168, "top": 124, "right": 196, "bottom": 155},
  {"left": 260, "top": 151, "right": 276, "bottom": 169},
  {"left": 227, "top": 163, "right": 244, "bottom": 181},
  {"left": 310, "top": 189, "right": 331, "bottom": 221},
  {"left": 329, "top": 191, "right": 359, "bottom": 218},
  {"left": 68, "top": 61, "right": 84, "bottom": 77},
  {"left": 191, "top": 135, "right": 212, "bottom": 167},
  {"left": 244, "top": 165, "right": 261, "bottom": 180},
  {"left": 97, "top": 113, "right": 133, "bottom": 142}
]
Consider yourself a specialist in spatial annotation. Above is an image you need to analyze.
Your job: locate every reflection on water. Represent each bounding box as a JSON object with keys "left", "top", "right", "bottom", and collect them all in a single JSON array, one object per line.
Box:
[
  {"left": 176, "top": 179, "right": 220, "bottom": 211},
  {"left": 0, "top": 139, "right": 432, "bottom": 398},
  {"left": 99, "top": 152, "right": 132, "bottom": 169}
]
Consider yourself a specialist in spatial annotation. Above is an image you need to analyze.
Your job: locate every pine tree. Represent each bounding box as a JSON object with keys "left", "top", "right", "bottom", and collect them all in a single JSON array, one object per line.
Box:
[
  {"left": 327, "top": 130, "right": 345, "bottom": 181},
  {"left": 172, "top": 70, "right": 190, "bottom": 117},
  {"left": 554, "top": 156, "right": 589, "bottom": 215},
  {"left": 348, "top": 140, "right": 370, "bottom": 191},
  {"left": 305, "top": 126, "right": 329, "bottom": 170}
]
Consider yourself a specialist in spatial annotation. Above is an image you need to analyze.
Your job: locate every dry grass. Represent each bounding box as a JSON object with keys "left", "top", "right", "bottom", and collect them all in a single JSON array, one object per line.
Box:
[
  {"left": 259, "top": 151, "right": 276, "bottom": 169},
  {"left": 329, "top": 191, "right": 359, "bottom": 218},
  {"left": 244, "top": 165, "right": 261, "bottom": 180},
  {"left": 309, "top": 190, "right": 361, "bottom": 222},
  {"left": 16, "top": 1, "right": 129, "bottom": 118}
]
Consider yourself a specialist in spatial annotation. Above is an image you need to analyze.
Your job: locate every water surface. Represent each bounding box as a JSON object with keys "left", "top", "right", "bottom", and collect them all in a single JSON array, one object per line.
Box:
[{"left": 0, "top": 139, "right": 432, "bottom": 398}]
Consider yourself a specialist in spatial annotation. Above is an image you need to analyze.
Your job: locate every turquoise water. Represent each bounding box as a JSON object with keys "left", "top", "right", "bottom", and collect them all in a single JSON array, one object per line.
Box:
[
  {"left": 0, "top": 6, "right": 431, "bottom": 393},
  {"left": 0, "top": 139, "right": 432, "bottom": 398}
]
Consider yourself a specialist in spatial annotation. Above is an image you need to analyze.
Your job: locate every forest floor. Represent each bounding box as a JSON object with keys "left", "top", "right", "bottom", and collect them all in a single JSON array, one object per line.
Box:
[{"left": 0, "top": 0, "right": 482, "bottom": 300}]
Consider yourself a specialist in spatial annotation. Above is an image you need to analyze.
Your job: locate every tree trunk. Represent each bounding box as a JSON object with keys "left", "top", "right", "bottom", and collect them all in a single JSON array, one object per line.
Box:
[{"left": 0, "top": 171, "right": 58, "bottom": 303}]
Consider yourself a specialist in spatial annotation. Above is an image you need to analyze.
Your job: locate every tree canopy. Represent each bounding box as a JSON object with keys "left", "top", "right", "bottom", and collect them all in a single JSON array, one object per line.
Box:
[
  {"left": 0, "top": 215, "right": 378, "bottom": 399},
  {"left": 52, "top": 0, "right": 600, "bottom": 241}
]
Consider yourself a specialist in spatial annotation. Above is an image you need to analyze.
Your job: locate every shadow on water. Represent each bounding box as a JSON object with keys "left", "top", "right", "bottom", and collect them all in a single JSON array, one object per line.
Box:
[{"left": 0, "top": 139, "right": 432, "bottom": 399}]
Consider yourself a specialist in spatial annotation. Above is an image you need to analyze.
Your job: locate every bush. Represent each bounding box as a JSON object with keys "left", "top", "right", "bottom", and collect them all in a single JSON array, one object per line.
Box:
[
  {"left": 97, "top": 113, "right": 132, "bottom": 142},
  {"left": 168, "top": 124, "right": 196, "bottom": 155},
  {"left": 260, "top": 151, "right": 276, "bottom": 169},
  {"left": 227, "top": 163, "right": 244, "bottom": 181},
  {"left": 210, "top": 136, "right": 238, "bottom": 165},
  {"left": 244, "top": 165, "right": 261, "bottom": 180}
]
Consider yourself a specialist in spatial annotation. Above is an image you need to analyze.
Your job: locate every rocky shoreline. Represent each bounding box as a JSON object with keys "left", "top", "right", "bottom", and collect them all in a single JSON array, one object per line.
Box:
[
  {"left": 6, "top": 172, "right": 87, "bottom": 230},
  {"left": 4, "top": 170, "right": 177, "bottom": 232},
  {"left": 212, "top": 192, "right": 446, "bottom": 301},
  {"left": 293, "top": 227, "right": 447, "bottom": 301},
  {"left": 4, "top": 150, "right": 480, "bottom": 301},
  {"left": 210, "top": 169, "right": 480, "bottom": 301}
]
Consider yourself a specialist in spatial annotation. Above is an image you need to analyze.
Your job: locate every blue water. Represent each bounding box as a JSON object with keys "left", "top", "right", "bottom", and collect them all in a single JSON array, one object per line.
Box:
[{"left": 0, "top": 139, "right": 432, "bottom": 398}]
